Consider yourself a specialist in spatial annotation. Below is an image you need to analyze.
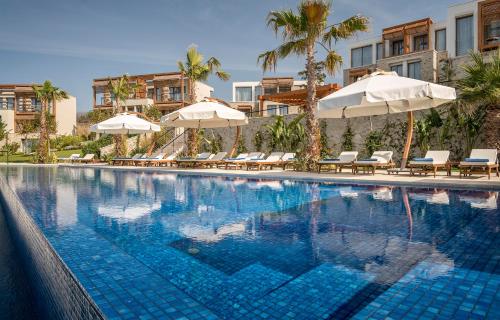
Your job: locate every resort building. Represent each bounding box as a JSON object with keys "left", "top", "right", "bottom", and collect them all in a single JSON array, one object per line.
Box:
[
  {"left": 0, "top": 84, "right": 77, "bottom": 151},
  {"left": 92, "top": 72, "right": 214, "bottom": 115},
  {"left": 343, "top": 0, "right": 499, "bottom": 85},
  {"left": 231, "top": 77, "right": 307, "bottom": 116}
]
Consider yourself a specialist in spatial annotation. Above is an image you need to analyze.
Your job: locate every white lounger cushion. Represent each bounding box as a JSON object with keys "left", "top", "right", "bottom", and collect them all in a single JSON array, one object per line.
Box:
[
  {"left": 281, "top": 153, "right": 296, "bottom": 161},
  {"left": 318, "top": 151, "right": 358, "bottom": 164},
  {"left": 355, "top": 151, "right": 393, "bottom": 164},
  {"left": 252, "top": 152, "right": 284, "bottom": 162},
  {"left": 409, "top": 150, "right": 450, "bottom": 165},
  {"left": 460, "top": 149, "right": 498, "bottom": 166},
  {"left": 199, "top": 152, "right": 227, "bottom": 161}
]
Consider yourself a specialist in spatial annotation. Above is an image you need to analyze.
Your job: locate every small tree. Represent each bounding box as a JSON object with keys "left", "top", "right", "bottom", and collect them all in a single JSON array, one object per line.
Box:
[
  {"left": 0, "top": 117, "right": 7, "bottom": 142},
  {"left": 364, "top": 130, "right": 384, "bottom": 157},
  {"left": 253, "top": 130, "right": 264, "bottom": 152},
  {"left": 319, "top": 120, "right": 331, "bottom": 157},
  {"left": 144, "top": 105, "right": 162, "bottom": 121},
  {"left": 32, "top": 80, "right": 68, "bottom": 163},
  {"left": 266, "top": 114, "right": 306, "bottom": 152},
  {"left": 177, "top": 45, "right": 230, "bottom": 156},
  {"left": 341, "top": 123, "right": 354, "bottom": 151}
]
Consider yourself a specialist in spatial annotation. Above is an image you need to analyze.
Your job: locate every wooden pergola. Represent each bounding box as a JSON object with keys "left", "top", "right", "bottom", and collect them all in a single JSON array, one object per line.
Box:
[{"left": 258, "top": 83, "right": 340, "bottom": 115}]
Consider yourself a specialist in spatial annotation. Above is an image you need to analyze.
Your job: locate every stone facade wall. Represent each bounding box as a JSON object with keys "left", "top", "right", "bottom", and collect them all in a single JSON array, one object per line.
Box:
[
  {"left": 211, "top": 105, "right": 486, "bottom": 163},
  {"left": 376, "top": 50, "right": 440, "bottom": 83}
]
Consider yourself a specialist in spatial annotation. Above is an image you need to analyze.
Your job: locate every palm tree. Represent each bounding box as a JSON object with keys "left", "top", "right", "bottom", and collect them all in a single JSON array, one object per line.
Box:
[
  {"left": 258, "top": 0, "right": 368, "bottom": 167},
  {"left": 177, "top": 45, "right": 230, "bottom": 155},
  {"left": 32, "top": 80, "right": 68, "bottom": 163},
  {"left": 457, "top": 51, "right": 500, "bottom": 151},
  {"left": 107, "top": 75, "right": 139, "bottom": 156}
]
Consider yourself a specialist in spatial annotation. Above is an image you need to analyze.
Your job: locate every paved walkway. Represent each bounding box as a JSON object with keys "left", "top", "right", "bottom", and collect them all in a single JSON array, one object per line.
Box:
[{"left": 51, "top": 163, "right": 500, "bottom": 190}]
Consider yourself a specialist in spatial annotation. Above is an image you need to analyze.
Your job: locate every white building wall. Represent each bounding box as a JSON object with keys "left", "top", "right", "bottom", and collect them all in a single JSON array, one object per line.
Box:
[
  {"left": 194, "top": 82, "right": 214, "bottom": 102},
  {"left": 0, "top": 109, "right": 15, "bottom": 133},
  {"left": 55, "top": 95, "right": 77, "bottom": 135},
  {"left": 446, "top": 0, "right": 478, "bottom": 58}
]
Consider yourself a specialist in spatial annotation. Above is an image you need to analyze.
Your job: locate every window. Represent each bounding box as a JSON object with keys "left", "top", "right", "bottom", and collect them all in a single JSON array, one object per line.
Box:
[
  {"left": 390, "top": 64, "right": 403, "bottom": 76},
  {"left": 155, "top": 88, "right": 162, "bottom": 101},
  {"left": 279, "top": 105, "right": 289, "bottom": 116},
  {"left": 267, "top": 105, "right": 277, "bottom": 116},
  {"left": 408, "top": 61, "right": 421, "bottom": 80},
  {"left": 31, "top": 98, "right": 42, "bottom": 112},
  {"left": 147, "top": 88, "right": 154, "bottom": 99},
  {"left": 351, "top": 45, "right": 372, "bottom": 67},
  {"left": 278, "top": 86, "right": 291, "bottom": 93},
  {"left": 392, "top": 40, "right": 404, "bottom": 56},
  {"left": 456, "top": 15, "right": 473, "bottom": 56},
  {"left": 413, "top": 35, "right": 428, "bottom": 52},
  {"left": 170, "top": 87, "right": 181, "bottom": 101},
  {"left": 484, "top": 19, "right": 500, "bottom": 46},
  {"left": 264, "top": 87, "right": 277, "bottom": 95},
  {"left": 376, "top": 43, "right": 384, "bottom": 60},
  {"left": 254, "top": 86, "right": 262, "bottom": 101},
  {"left": 235, "top": 87, "right": 252, "bottom": 101},
  {"left": 435, "top": 29, "right": 446, "bottom": 51},
  {"left": 6, "top": 98, "right": 14, "bottom": 110}
]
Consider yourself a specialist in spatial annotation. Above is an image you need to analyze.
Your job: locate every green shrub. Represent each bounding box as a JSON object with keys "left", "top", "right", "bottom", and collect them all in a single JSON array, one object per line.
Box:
[
  {"left": 341, "top": 124, "right": 354, "bottom": 151},
  {"left": 253, "top": 130, "right": 264, "bottom": 152},
  {"left": 364, "top": 130, "right": 384, "bottom": 157},
  {"left": 82, "top": 135, "right": 113, "bottom": 158},
  {"left": 50, "top": 135, "right": 83, "bottom": 151},
  {"left": 1, "top": 142, "right": 20, "bottom": 154},
  {"left": 319, "top": 120, "right": 332, "bottom": 158}
]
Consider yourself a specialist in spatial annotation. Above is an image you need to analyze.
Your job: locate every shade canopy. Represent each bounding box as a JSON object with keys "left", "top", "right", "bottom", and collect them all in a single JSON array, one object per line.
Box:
[
  {"left": 160, "top": 99, "right": 248, "bottom": 128},
  {"left": 90, "top": 113, "right": 160, "bottom": 134},
  {"left": 317, "top": 71, "right": 456, "bottom": 118}
]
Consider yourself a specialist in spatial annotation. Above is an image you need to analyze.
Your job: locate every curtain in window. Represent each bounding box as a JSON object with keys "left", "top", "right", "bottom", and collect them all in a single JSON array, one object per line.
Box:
[
  {"left": 376, "top": 43, "right": 384, "bottom": 60},
  {"left": 456, "top": 16, "right": 473, "bottom": 56},
  {"left": 408, "top": 62, "right": 421, "bottom": 80},
  {"left": 235, "top": 87, "right": 252, "bottom": 101},
  {"left": 351, "top": 48, "right": 362, "bottom": 67},
  {"left": 362, "top": 46, "right": 372, "bottom": 66},
  {"left": 435, "top": 29, "right": 446, "bottom": 51},
  {"left": 390, "top": 64, "right": 403, "bottom": 76}
]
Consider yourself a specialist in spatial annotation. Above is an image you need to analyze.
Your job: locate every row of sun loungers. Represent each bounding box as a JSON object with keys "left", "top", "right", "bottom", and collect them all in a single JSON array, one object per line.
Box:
[{"left": 62, "top": 148, "right": 498, "bottom": 179}]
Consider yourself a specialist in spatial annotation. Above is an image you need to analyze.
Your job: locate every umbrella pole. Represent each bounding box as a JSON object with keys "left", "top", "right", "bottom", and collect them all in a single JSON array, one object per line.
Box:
[
  {"left": 401, "top": 111, "right": 414, "bottom": 170},
  {"left": 229, "top": 126, "right": 241, "bottom": 158}
]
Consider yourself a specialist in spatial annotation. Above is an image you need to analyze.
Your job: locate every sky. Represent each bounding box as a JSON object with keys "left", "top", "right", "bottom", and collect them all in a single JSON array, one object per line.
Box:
[{"left": 0, "top": 0, "right": 459, "bottom": 112}]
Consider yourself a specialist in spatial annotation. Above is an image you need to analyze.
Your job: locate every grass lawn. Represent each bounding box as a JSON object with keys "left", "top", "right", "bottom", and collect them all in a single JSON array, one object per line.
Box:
[{"left": 0, "top": 149, "right": 82, "bottom": 163}]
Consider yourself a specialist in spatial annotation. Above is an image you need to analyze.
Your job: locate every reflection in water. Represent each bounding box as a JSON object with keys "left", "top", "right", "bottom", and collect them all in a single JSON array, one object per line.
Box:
[{"left": 2, "top": 166, "right": 499, "bottom": 288}]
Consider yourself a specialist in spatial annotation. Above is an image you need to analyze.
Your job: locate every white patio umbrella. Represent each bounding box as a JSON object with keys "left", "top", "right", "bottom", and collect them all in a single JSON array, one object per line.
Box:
[
  {"left": 90, "top": 113, "right": 161, "bottom": 134},
  {"left": 161, "top": 98, "right": 248, "bottom": 156},
  {"left": 317, "top": 71, "right": 456, "bottom": 170}
]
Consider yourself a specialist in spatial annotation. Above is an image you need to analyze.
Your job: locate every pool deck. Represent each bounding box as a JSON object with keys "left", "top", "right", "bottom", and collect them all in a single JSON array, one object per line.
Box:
[{"left": 5, "top": 163, "right": 498, "bottom": 190}]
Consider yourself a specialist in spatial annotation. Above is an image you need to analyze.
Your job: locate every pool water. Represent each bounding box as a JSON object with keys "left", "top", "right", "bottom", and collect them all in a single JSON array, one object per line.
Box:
[{"left": 2, "top": 166, "right": 499, "bottom": 319}]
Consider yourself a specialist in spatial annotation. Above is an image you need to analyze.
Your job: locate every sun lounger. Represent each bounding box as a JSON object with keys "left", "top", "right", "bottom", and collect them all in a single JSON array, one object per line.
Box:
[
  {"left": 281, "top": 153, "right": 296, "bottom": 170},
  {"left": 175, "top": 152, "right": 213, "bottom": 168},
  {"left": 216, "top": 153, "right": 248, "bottom": 169},
  {"left": 318, "top": 151, "right": 359, "bottom": 173},
  {"left": 245, "top": 152, "right": 284, "bottom": 170},
  {"left": 223, "top": 152, "right": 264, "bottom": 170},
  {"left": 408, "top": 150, "right": 450, "bottom": 178},
  {"left": 459, "top": 149, "right": 499, "bottom": 180},
  {"left": 74, "top": 154, "right": 96, "bottom": 164},
  {"left": 112, "top": 153, "right": 142, "bottom": 166},
  {"left": 154, "top": 147, "right": 185, "bottom": 167},
  {"left": 58, "top": 153, "right": 81, "bottom": 163},
  {"left": 353, "top": 151, "right": 395, "bottom": 175},
  {"left": 195, "top": 152, "right": 228, "bottom": 168},
  {"left": 134, "top": 153, "right": 166, "bottom": 167}
]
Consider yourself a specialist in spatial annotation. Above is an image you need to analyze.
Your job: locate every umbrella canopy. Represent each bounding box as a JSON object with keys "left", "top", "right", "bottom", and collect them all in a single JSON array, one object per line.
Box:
[
  {"left": 317, "top": 71, "right": 456, "bottom": 170},
  {"left": 160, "top": 99, "right": 248, "bottom": 128},
  {"left": 317, "top": 71, "right": 456, "bottom": 118},
  {"left": 90, "top": 113, "right": 160, "bottom": 134}
]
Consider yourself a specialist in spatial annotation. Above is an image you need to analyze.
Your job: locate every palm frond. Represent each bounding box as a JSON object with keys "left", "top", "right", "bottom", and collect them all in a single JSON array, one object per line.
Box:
[
  {"left": 277, "top": 38, "right": 308, "bottom": 58},
  {"left": 267, "top": 10, "right": 304, "bottom": 39},
  {"left": 322, "top": 15, "right": 369, "bottom": 47},
  {"left": 257, "top": 50, "right": 279, "bottom": 72},
  {"left": 324, "top": 50, "right": 343, "bottom": 75},
  {"left": 207, "top": 57, "right": 222, "bottom": 73},
  {"left": 215, "top": 71, "right": 231, "bottom": 81}
]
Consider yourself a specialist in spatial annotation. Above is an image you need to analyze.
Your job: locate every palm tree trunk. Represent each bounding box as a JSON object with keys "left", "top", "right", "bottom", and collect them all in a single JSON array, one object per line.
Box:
[
  {"left": 37, "top": 101, "right": 48, "bottom": 163},
  {"left": 113, "top": 98, "right": 126, "bottom": 157},
  {"left": 187, "top": 78, "right": 199, "bottom": 156},
  {"left": 305, "top": 43, "right": 320, "bottom": 168}
]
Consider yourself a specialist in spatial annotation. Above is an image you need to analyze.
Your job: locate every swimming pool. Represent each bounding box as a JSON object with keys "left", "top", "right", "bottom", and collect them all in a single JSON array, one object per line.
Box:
[{"left": 1, "top": 166, "right": 499, "bottom": 319}]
